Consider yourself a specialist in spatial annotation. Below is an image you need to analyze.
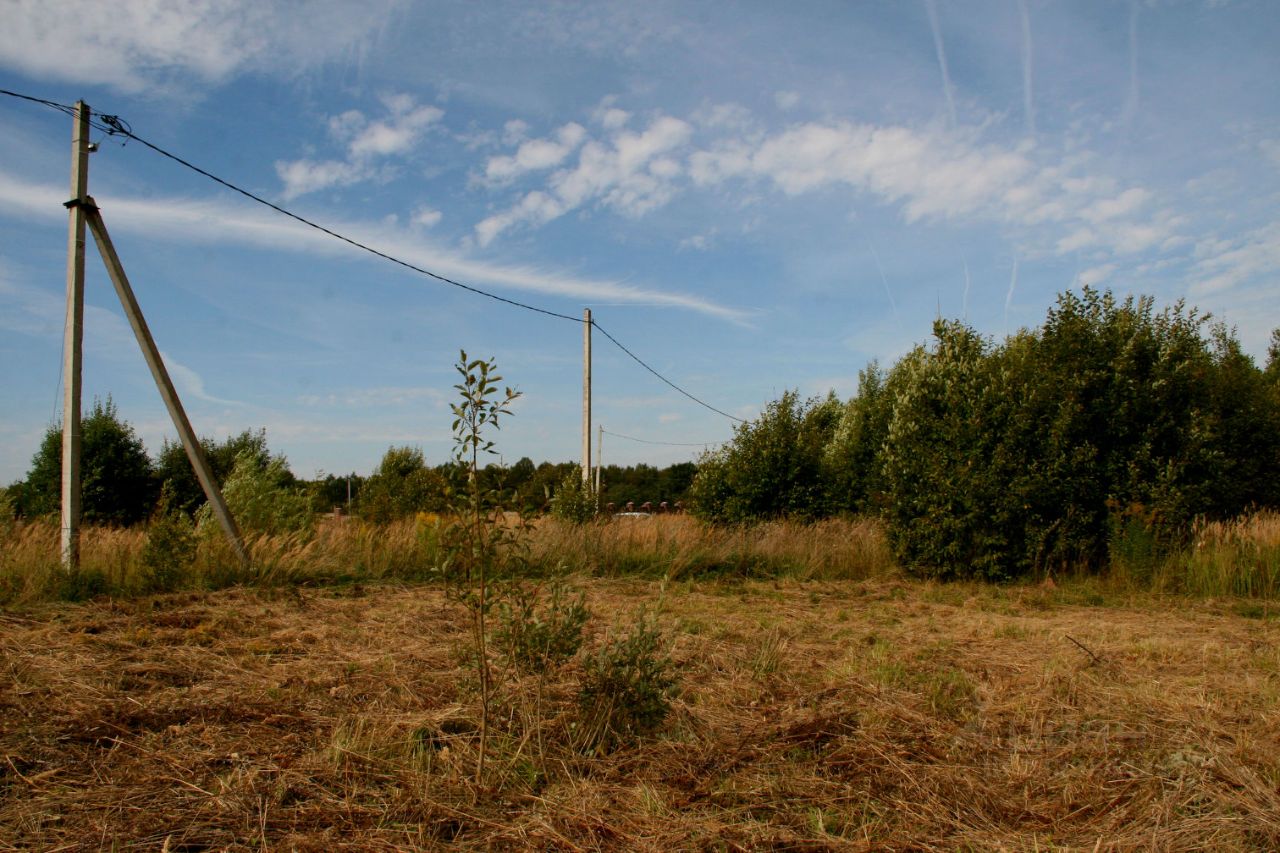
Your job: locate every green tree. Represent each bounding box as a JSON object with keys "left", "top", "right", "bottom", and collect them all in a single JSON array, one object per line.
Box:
[
  {"left": 155, "top": 429, "right": 274, "bottom": 517},
  {"left": 689, "top": 390, "right": 842, "bottom": 523},
  {"left": 1265, "top": 328, "right": 1280, "bottom": 385},
  {"left": 358, "top": 446, "right": 447, "bottom": 522},
  {"left": 196, "top": 448, "right": 312, "bottom": 536},
  {"left": 22, "top": 398, "right": 156, "bottom": 526},
  {"left": 438, "top": 351, "right": 521, "bottom": 784}
]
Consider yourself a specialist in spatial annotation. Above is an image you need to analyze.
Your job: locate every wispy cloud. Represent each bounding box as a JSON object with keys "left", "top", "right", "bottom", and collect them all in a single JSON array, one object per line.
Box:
[
  {"left": 1190, "top": 221, "right": 1280, "bottom": 296},
  {"left": 475, "top": 115, "right": 691, "bottom": 246},
  {"left": 0, "top": 0, "right": 403, "bottom": 94},
  {"left": 276, "top": 94, "right": 443, "bottom": 199},
  {"left": 162, "top": 352, "right": 242, "bottom": 407},
  {"left": 1017, "top": 0, "right": 1036, "bottom": 138},
  {"left": 0, "top": 170, "right": 747, "bottom": 323},
  {"left": 298, "top": 386, "right": 445, "bottom": 407},
  {"left": 925, "top": 0, "right": 958, "bottom": 128}
]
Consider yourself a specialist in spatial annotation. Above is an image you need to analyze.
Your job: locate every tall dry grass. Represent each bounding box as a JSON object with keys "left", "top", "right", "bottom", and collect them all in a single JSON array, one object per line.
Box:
[
  {"left": 526, "top": 514, "right": 895, "bottom": 580},
  {"left": 4, "top": 509, "right": 1280, "bottom": 605}
]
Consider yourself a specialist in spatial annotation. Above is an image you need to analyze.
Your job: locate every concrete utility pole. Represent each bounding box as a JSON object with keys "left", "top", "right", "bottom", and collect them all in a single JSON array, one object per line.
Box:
[
  {"left": 582, "top": 308, "right": 592, "bottom": 486},
  {"left": 60, "top": 101, "right": 90, "bottom": 570},
  {"left": 82, "top": 203, "right": 251, "bottom": 568}
]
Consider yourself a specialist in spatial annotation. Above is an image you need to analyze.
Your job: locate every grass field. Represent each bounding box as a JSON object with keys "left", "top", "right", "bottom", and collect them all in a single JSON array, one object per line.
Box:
[{"left": 3, "top": 572, "right": 1278, "bottom": 850}]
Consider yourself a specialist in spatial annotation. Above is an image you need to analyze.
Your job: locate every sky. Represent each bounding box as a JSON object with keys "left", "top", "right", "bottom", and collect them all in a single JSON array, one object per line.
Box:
[{"left": 2, "top": 0, "right": 1279, "bottom": 485}]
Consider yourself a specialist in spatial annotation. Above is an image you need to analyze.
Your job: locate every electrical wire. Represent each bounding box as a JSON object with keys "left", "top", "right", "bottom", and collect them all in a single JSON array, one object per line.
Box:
[
  {"left": 2, "top": 87, "right": 749, "bottom": 424},
  {"left": 591, "top": 319, "right": 746, "bottom": 422},
  {"left": 601, "top": 428, "right": 726, "bottom": 447}
]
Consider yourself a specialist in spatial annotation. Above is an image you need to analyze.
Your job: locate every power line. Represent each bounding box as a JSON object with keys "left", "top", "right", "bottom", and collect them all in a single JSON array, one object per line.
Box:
[
  {"left": 601, "top": 428, "right": 727, "bottom": 448},
  {"left": 1, "top": 87, "right": 748, "bottom": 423},
  {"left": 591, "top": 319, "right": 746, "bottom": 422}
]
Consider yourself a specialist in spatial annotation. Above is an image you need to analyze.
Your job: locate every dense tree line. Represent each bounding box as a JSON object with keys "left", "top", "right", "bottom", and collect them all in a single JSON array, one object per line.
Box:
[
  {"left": 2, "top": 410, "right": 699, "bottom": 527},
  {"left": 691, "top": 289, "right": 1280, "bottom": 580}
]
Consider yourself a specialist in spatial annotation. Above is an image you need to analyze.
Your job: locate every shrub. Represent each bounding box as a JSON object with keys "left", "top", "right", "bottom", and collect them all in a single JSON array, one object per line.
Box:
[
  {"left": 550, "top": 471, "right": 595, "bottom": 524},
  {"left": 494, "top": 579, "right": 589, "bottom": 674},
  {"left": 140, "top": 483, "right": 196, "bottom": 593},
  {"left": 197, "top": 449, "right": 313, "bottom": 537},
  {"left": 576, "top": 615, "right": 678, "bottom": 753},
  {"left": 21, "top": 398, "right": 156, "bottom": 525},
  {"left": 689, "top": 390, "right": 841, "bottom": 524}
]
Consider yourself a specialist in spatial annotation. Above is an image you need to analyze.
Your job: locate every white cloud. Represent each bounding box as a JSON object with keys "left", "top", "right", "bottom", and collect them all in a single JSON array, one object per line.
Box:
[
  {"left": 1077, "top": 263, "right": 1116, "bottom": 286},
  {"left": 276, "top": 94, "right": 442, "bottom": 199},
  {"left": 475, "top": 115, "right": 691, "bottom": 245},
  {"left": 412, "top": 207, "right": 443, "bottom": 228},
  {"left": 484, "top": 123, "right": 586, "bottom": 183},
  {"left": 0, "top": 0, "right": 403, "bottom": 94},
  {"left": 1190, "top": 221, "right": 1280, "bottom": 296},
  {"left": 475, "top": 103, "right": 1181, "bottom": 266},
  {"left": 774, "top": 91, "right": 801, "bottom": 111},
  {"left": 298, "top": 386, "right": 444, "bottom": 407},
  {"left": 163, "top": 352, "right": 242, "bottom": 406},
  {"left": 0, "top": 169, "right": 748, "bottom": 323},
  {"left": 274, "top": 159, "right": 367, "bottom": 200}
]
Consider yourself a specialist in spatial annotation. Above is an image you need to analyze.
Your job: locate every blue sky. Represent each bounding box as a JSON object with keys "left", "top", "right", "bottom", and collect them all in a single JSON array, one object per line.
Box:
[{"left": 2, "top": 0, "right": 1278, "bottom": 485}]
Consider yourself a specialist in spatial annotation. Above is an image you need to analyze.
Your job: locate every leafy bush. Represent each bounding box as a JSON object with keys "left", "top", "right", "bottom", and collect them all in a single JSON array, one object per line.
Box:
[
  {"left": 140, "top": 483, "right": 196, "bottom": 593},
  {"left": 576, "top": 615, "right": 678, "bottom": 753},
  {"left": 156, "top": 429, "right": 275, "bottom": 517},
  {"left": 689, "top": 390, "right": 841, "bottom": 523},
  {"left": 881, "top": 289, "right": 1280, "bottom": 579},
  {"left": 358, "top": 446, "right": 448, "bottom": 522},
  {"left": 494, "top": 579, "right": 589, "bottom": 674},
  {"left": 21, "top": 398, "right": 156, "bottom": 525},
  {"left": 196, "top": 449, "right": 313, "bottom": 536},
  {"left": 550, "top": 471, "right": 595, "bottom": 523}
]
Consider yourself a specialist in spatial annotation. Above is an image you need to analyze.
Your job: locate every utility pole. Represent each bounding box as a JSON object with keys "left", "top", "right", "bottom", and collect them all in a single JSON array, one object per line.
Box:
[
  {"left": 60, "top": 101, "right": 90, "bottom": 570},
  {"left": 582, "top": 308, "right": 592, "bottom": 487}
]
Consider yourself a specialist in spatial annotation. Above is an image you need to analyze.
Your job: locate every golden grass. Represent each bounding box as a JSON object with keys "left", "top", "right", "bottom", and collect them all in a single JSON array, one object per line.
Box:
[
  {"left": 526, "top": 514, "right": 896, "bottom": 581},
  {"left": 3, "top": 510, "right": 1279, "bottom": 607},
  {"left": 2, "top": 577, "right": 1277, "bottom": 848}
]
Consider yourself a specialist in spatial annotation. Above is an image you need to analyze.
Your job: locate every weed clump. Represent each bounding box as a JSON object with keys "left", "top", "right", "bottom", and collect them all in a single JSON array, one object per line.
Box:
[
  {"left": 140, "top": 484, "right": 196, "bottom": 594},
  {"left": 494, "top": 579, "right": 589, "bottom": 674},
  {"left": 576, "top": 615, "right": 677, "bottom": 753}
]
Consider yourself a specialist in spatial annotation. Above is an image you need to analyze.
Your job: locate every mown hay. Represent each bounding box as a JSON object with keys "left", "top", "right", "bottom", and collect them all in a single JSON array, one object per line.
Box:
[{"left": 3, "top": 577, "right": 1278, "bottom": 849}]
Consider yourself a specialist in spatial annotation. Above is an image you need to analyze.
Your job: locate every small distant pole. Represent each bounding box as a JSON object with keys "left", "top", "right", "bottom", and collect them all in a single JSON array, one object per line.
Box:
[
  {"left": 595, "top": 424, "right": 602, "bottom": 501},
  {"left": 60, "top": 101, "right": 91, "bottom": 571},
  {"left": 582, "top": 308, "right": 592, "bottom": 486}
]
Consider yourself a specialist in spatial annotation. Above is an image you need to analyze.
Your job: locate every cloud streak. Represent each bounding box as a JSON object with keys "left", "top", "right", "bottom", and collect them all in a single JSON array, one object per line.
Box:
[
  {"left": 0, "top": 170, "right": 747, "bottom": 323},
  {"left": 925, "top": 0, "right": 958, "bottom": 128},
  {"left": 0, "top": 0, "right": 404, "bottom": 94}
]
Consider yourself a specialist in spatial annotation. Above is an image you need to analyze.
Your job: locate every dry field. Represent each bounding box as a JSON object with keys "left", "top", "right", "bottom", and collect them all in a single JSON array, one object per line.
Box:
[{"left": 3, "top": 575, "right": 1278, "bottom": 851}]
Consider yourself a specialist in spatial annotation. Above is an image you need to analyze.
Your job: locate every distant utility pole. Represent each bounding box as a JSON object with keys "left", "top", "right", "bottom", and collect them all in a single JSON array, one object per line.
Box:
[
  {"left": 595, "top": 424, "right": 602, "bottom": 500},
  {"left": 60, "top": 101, "right": 90, "bottom": 570},
  {"left": 60, "top": 101, "right": 250, "bottom": 569},
  {"left": 582, "top": 307, "right": 592, "bottom": 486}
]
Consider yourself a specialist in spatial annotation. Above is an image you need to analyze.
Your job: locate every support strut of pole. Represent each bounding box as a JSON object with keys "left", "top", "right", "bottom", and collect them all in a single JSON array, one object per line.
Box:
[
  {"left": 60, "top": 101, "right": 90, "bottom": 570},
  {"left": 81, "top": 200, "right": 251, "bottom": 568}
]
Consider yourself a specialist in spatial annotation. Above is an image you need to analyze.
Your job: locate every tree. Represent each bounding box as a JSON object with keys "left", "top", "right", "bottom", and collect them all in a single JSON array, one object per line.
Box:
[
  {"left": 22, "top": 398, "right": 156, "bottom": 526},
  {"left": 357, "top": 446, "right": 448, "bottom": 522},
  {"left": 689, "top": 391, "right": 842, "bottom": 523},
  {"left": 1265, "top": 328, "right": 1280, "bottom": 385},
  {"left": 155, "top": 429, "right": 274, "bottom": 517},
  {"left": 196, "top": 448, "right": 312, "bottom": 536}
]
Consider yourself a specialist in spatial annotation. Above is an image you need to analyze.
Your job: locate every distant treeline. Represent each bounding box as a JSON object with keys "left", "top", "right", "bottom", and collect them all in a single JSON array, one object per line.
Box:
[
  {"left": 1, "top": 406, "right": 697, "bottom": 527},
  {"left": 690, "top": 288, "right": 1280, "bottom": 580}
]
